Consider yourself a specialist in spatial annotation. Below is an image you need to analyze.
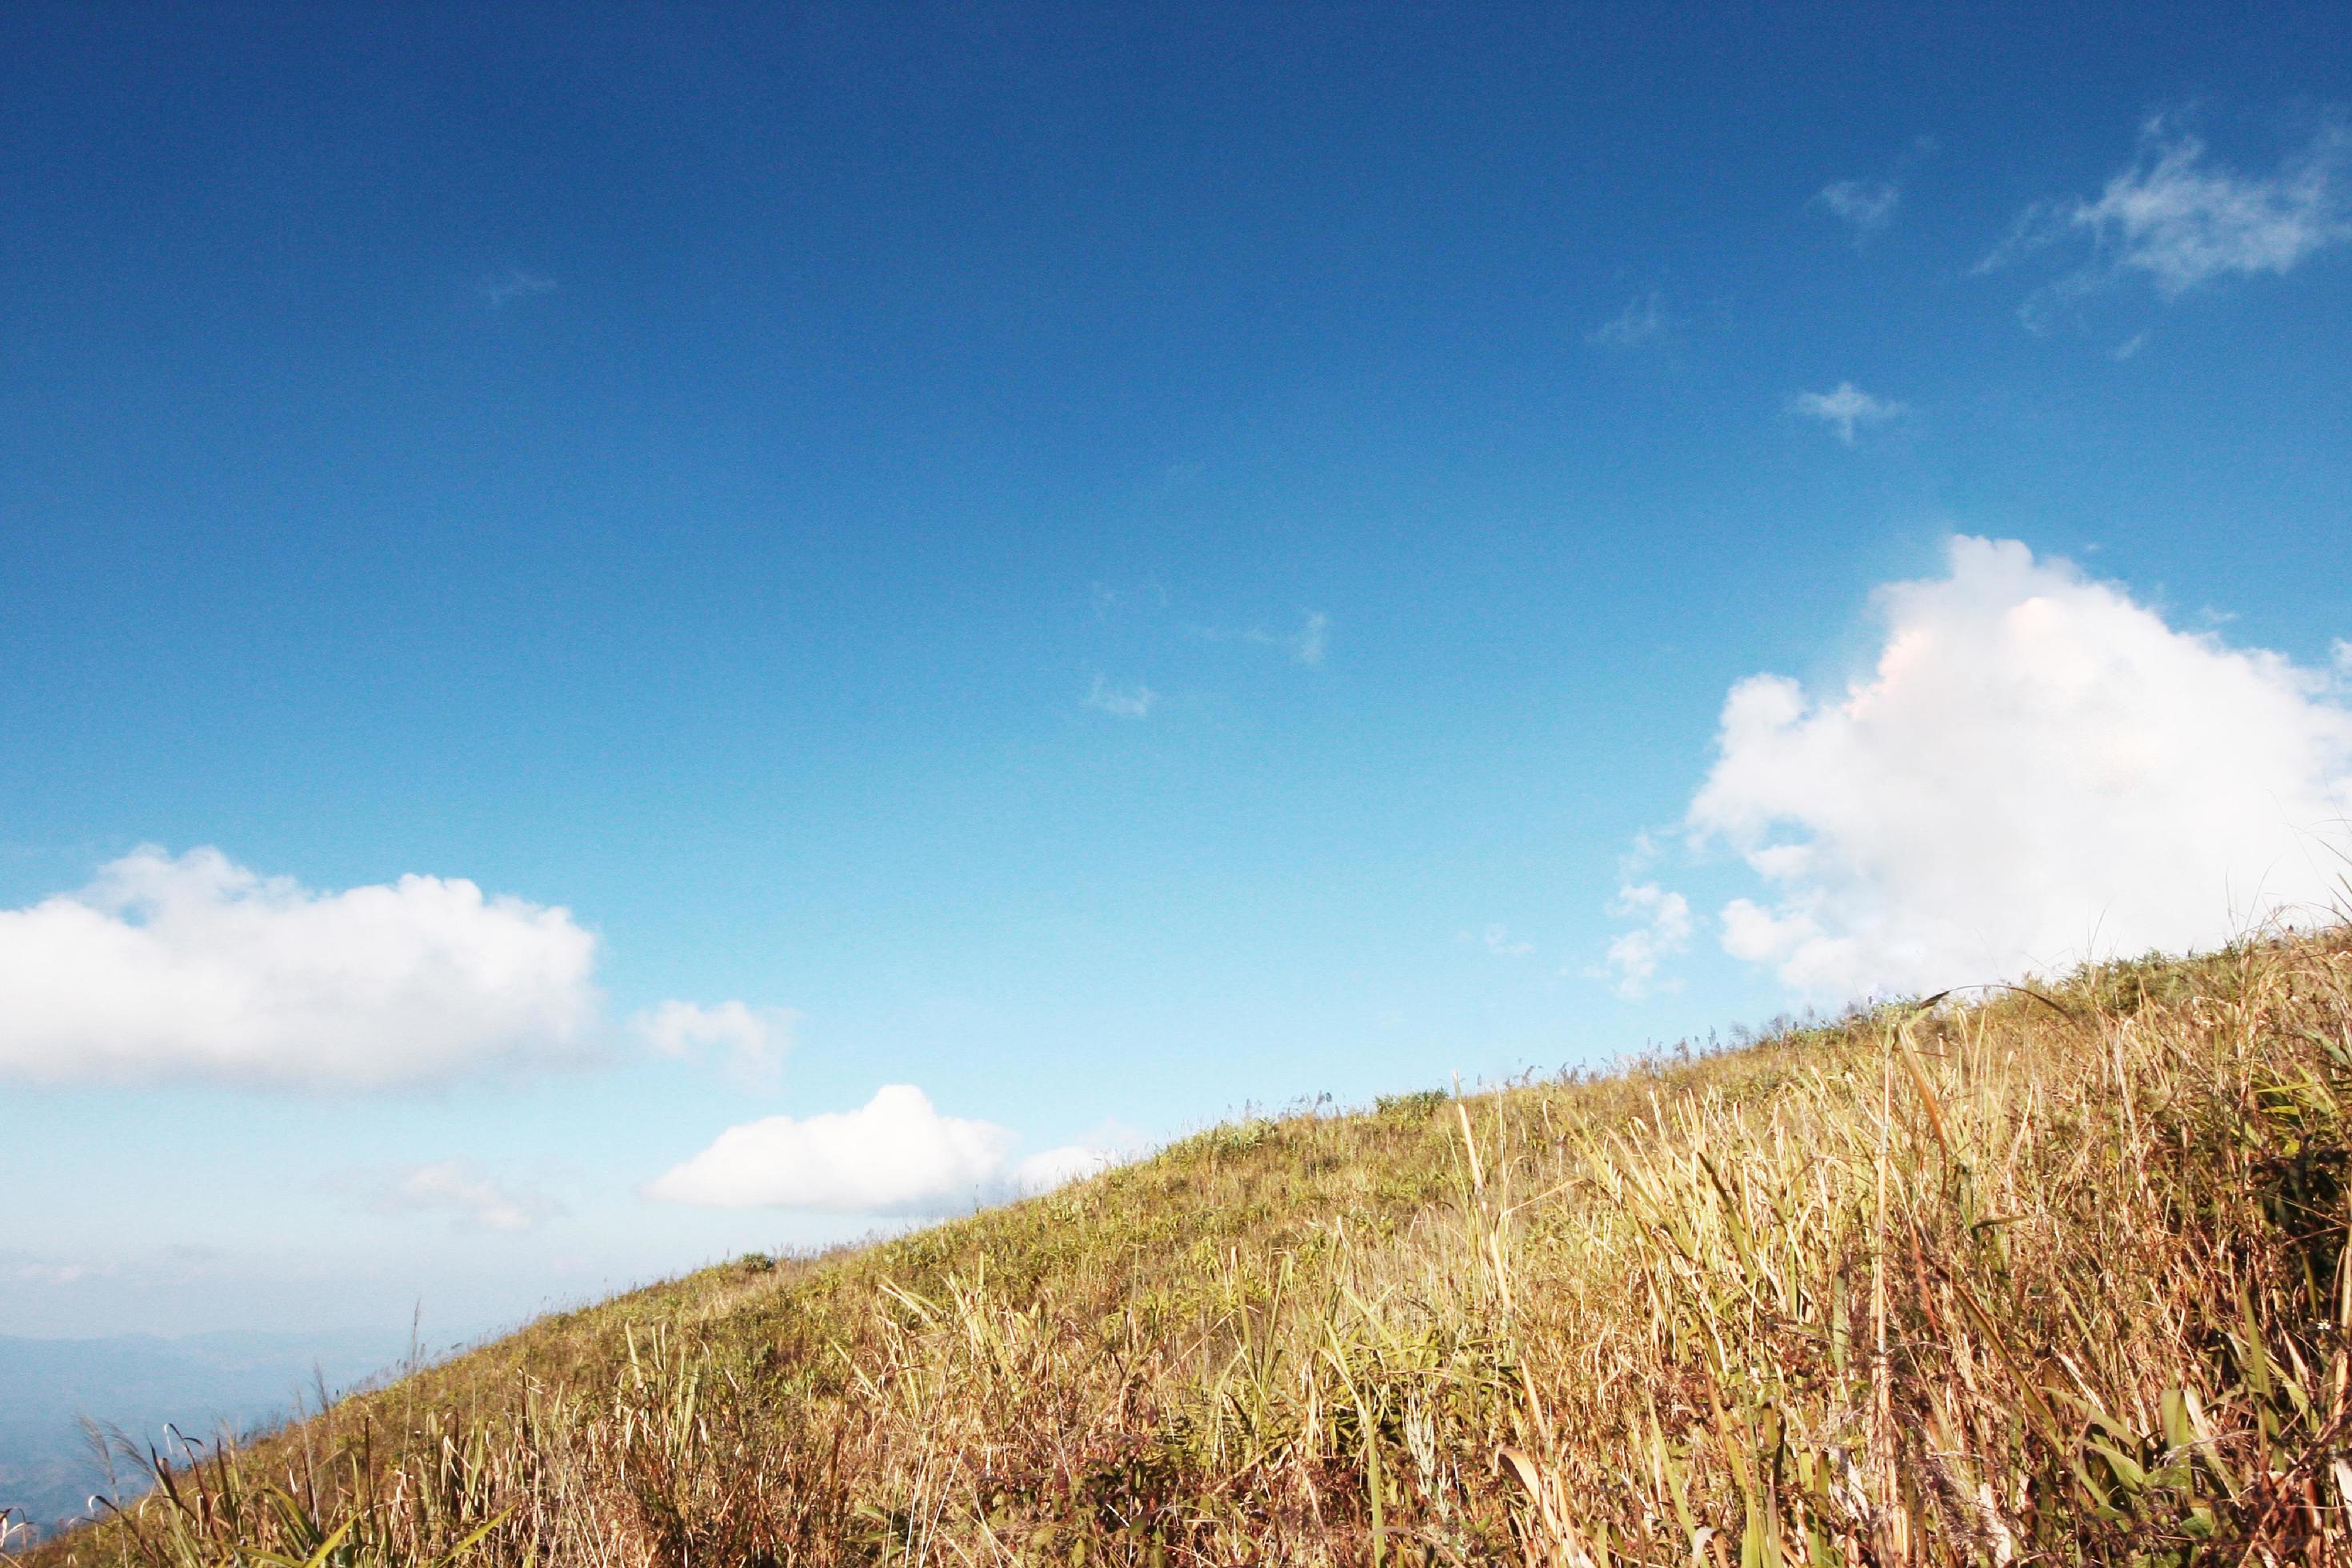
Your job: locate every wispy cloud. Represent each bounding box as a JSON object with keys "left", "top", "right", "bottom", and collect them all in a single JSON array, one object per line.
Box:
[
  {"left": 633, "top": 999, "right": 797, "bottom": 1087},
  {"left": 1588, "top": 290, "right": 1668, "bottom": 347},
  {"left": 1194, "top": 610, "right": 1331, "bottom": 666},
  {"left": 1595, "top": 883, "right": 1692, "bottom": 998},
  {"left": 1466, "top": 922, "right": 1534, "bottom": 958},
  {"left": 480, "top": 270, "right": 558, "bottom": 308},
  {"left": 1811, "top": 178, "right": 1900, "bottom": 237},
  {"left": 1290, "top": 610, "right": 1330, "bottom": 666},
  {"left": 374, "top": 1160, "right": 560, "bottom": 1234},
  {"left": 1083, "top": 674, "right": 1158, "bottom": 718},
  {"left": 1810, "top": 137, "right": 1935, "bottom": 241},
  {"left": 1984, "top": 118, "right": 2351, "bottom": 322},
  {"left": 1790, "top": 382, "right": 1906, "bottom": 443}
]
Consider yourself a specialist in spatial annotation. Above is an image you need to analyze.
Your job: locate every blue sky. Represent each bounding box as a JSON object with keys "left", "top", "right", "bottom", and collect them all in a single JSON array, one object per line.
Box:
[{"left": 5, "top": 2, "right": 2350, "bottom": 1341}]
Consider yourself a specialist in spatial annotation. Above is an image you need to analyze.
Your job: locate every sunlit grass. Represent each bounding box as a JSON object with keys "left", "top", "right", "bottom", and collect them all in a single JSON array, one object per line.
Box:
[{"left": 30, "top": 927, "right": 2352, "bottom": 1564}]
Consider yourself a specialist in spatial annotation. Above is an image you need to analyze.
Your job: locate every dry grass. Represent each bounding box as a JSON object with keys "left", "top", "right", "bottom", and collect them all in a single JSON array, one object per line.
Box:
[{"left": 22, "top": 928, "right": 2352, "bottom": 1565}]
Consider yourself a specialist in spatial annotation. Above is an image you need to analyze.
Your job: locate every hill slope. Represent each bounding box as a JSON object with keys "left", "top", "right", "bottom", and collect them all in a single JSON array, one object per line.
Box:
[{"left": 22, "top": 931, "right": 2352, "bottom": 1566}]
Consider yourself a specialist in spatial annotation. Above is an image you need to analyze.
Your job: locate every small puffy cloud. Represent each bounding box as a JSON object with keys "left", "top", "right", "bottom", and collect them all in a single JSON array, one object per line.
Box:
[
  {"left": 634, "top": 999, "right": 796, "bottom": 1086},
  {"left": 0, "top": 847, "right": 600, "bottom": 1087},
  {"left": 1790, "top": 382, "right": 1906, "bottom": 443},
  {"left": 1985, "top": 119, "right": 2351, "bottom": 314},
  {"left": 1084, "top": 674, "right": 1158, "bottom": 718},
  {"left": 375, "top": 1161, "right": 559, "bottom": 1234},
  {"left": 1812, "top": 178, "right": 1900, "bottom": 236},
  {"left": 1589, "top": 290, "right": 1668, "bottom": 347},
  {"left": 648, "top": 1086, "right": 1122, "bottom": 1214},
  {"left": 1598, "top": 883, "right": 1693, "bottom": 998},
  {"left": 1688, "top": 536, "right": 2352, "bottom": 998}
]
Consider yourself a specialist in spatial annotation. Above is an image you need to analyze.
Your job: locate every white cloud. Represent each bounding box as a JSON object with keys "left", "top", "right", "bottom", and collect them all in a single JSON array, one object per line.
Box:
[
  {"left": 1790, "top": 382, "right": 1906, "bottom": 443},
  {"left": 375, "top": 1161, "right": 558, "bottom": 1233},
  {"left": 634, "top": 999, "right": 796, "bottom": 1086},
  {"left": 1589, "top": 290, "right": 1668, "bottom": 347},
  {"left": 1598, "top": 883, "right": 1693, "bottom": 998},
  {"left": 650, "top": 1085, "right": 1011, "bottom": 1213},
  {"left": 1986, "top": 120, "right": 2351, "bottom": 313},
  {"left": 1812, "top": 178, "right": 1900, "bottom": 235},
  {"left": 648, "top": 1085, "right": 1121, "bottom": 1214},
  {"left": 1084, "top": 674, "right": 1158, "bottom": 718},
  {"left": 0, "top": 847, "right": 600, "bottom": 1088},
  {"left": 1687, "top": 537, "right": 2352, "bottom": 998}
]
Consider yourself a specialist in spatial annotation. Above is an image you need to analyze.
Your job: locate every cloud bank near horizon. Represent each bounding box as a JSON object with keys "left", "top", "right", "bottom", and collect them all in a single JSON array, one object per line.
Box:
[
  {"left": 1668, "top": 537, "right": 2352, "bottom": 998},
  {"left": 0, "top": 846, "right": 601, "bottom": 1087}
]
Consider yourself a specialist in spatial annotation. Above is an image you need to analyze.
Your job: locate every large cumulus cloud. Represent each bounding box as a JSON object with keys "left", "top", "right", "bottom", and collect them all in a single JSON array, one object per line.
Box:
[
  {"left": 0, "top": 846, "right": 600, "bottom": 1086},
  {"left": 1684, "top": 538, "right": 2352, "bottom": 998}
]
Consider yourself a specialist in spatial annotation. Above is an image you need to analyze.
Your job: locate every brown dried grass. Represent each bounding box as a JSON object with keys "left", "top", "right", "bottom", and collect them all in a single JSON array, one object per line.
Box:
[{"left": 28, "top": 929, "right": 2352, "bottom": 1565}]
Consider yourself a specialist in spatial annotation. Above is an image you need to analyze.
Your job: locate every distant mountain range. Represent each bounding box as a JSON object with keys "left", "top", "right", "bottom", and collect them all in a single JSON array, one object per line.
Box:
[{"left": 0, "top": 1329, "right": 414, "bottom": 1542}]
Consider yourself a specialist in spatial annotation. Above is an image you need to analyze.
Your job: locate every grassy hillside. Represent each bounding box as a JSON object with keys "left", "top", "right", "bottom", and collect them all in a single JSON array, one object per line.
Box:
[
  {"left": 0, "top": 1330, "right": 413, "bottom": 1538},
  {"left": 18, "top": 930, "right": 2352, "bottom": 1566}
]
